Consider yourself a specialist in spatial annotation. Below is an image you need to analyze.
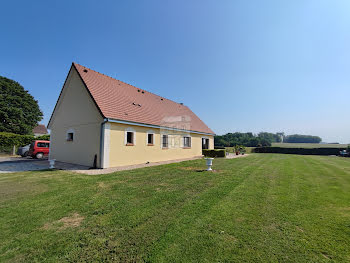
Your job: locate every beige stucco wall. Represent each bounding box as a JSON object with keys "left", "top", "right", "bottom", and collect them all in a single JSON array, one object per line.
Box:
[
  {"left": 106, "top": 122, "right": 214, "bottom": 167},
  {"left": 49, "top": 67, "right": 103, "bottom": 167}
]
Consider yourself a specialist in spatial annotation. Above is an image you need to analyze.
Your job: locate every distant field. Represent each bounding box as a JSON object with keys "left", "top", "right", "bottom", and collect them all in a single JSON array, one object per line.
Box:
[{"left": 272, "top": 143, "right": 349, "bottom": 148}]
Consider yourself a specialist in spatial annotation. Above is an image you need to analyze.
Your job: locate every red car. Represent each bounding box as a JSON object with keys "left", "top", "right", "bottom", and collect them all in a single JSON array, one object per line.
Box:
[{"left": 28, "top": 140, "right": 50, "bottom": 159}]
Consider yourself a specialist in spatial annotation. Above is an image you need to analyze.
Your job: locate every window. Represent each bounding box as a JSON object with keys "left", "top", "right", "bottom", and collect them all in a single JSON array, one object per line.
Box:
[
  {"left": 183, "top": 136, "right": 191, "bottom": 148},
  {"left": 125, "top": 128, "right": 136, "bottom": 146},
  {"left": 67, "top": 133, "right": 74, "bottom": 141},
  {"left": 37, "top": 142, "right": 49, "bottom": 148},
  {"left": 162, "top": 135, "right": 168, "bottom": 148},
  {"left": 148, "top": 133, "right": 154, "bottom": 145},
  {"left": 66, "top": 129, "right": 75, "bottom": 141},
  {"left": 126, "top": 131, "right": 134, "bottom": 145},
  {"left": 202, "top": 138, "right": 209, "bottom": 149}
]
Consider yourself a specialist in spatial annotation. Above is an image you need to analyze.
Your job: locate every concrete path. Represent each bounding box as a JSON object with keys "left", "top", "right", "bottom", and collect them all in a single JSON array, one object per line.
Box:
[
  {"left": 0, "top": 157, "right": 89, "bottom": 173},
  {"left": 0, "top": 154, "right": 249, "bottom": 174}
]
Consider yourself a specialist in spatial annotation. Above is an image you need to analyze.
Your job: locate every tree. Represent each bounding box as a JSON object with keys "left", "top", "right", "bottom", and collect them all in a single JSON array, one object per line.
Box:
[
  {"left": 258, "top": 132, "right": 282, "bottom": 143},
  {"left": 214, "top": 132, "right": 272, "bottom": 147},
  {"left": 0, "top": 76, "right": 43, "bottom": 135},
  {"left": 276, "top": 132, "right": 285, "bottom": 142}
]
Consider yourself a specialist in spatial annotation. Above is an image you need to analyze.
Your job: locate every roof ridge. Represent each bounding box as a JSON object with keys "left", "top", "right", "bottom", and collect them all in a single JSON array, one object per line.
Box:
[{"left": 73, "top": 62, "right": 184, "bottom": 106}]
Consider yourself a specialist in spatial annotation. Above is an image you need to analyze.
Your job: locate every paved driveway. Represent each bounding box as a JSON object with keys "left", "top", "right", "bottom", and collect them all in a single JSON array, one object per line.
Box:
[{"left": 0, "top": 157, "right": 89, "bottom": 173}]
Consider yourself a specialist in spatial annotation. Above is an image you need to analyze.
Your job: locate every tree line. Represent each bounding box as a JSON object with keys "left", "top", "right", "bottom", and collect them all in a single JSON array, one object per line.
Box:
[
  {"left": 283, "top": 134, "right": 321, "bottom": 143},
  {"left": 214, "top": 132, "right": 322, "bottom": 147}
]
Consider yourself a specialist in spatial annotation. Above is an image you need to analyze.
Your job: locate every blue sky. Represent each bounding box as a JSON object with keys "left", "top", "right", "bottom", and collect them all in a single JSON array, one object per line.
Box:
[{"left": 1, "top": 0, "right": 349, "bottom": 142}]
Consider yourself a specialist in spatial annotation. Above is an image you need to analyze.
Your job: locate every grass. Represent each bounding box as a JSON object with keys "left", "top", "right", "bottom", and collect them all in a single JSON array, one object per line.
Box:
[
  {"left": 1, "top": 154, "right": 350, "bottom": 262},
  {"left": 272, "top": 143, "right": 349, "bottom": 148}
]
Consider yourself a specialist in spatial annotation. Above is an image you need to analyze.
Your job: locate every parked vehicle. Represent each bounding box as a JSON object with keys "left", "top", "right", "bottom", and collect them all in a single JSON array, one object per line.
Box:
[
  {"left": 17, "top": 144, "right": 30, "bottom": 157},
  {"left": 28, "top": 140, "right": 50, "bottom": 159}
]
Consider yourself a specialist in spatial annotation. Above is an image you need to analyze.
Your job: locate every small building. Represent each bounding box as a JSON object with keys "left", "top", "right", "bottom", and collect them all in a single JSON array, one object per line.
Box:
[
  {"left": 33, "top": 124, "right": 48, "bottom": 137},
  {"left": 47, "top": 63, "right": 214, "bottom": 168}
]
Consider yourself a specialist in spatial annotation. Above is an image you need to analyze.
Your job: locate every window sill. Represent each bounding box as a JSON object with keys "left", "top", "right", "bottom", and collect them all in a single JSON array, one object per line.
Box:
[
  {"left": 147, "top": 143, "right": 154, "bottom": 146},
  {"left": 183, "top": 147, "right": 191, "bottom": 149},
  {"left": 126, "top": 143, "right": 134, "bottom": 146},
  {"left": 66, "top": 139, "right": 73, "bottom": 142},
  {"left": 162, "top": 147, "right": 168, "bottom": 149}
]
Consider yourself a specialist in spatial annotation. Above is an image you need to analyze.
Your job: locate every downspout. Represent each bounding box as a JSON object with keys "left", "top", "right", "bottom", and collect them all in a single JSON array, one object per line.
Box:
[{"left": 99, "top": 118, "right": 108, "bottom": 168}]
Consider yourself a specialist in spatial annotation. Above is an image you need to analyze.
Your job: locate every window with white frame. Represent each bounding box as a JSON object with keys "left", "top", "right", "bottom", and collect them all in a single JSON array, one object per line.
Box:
[
  {"left": 146, "top": 130, "right": 154, "bottom": 145},
  {"left": 125, "top": 128, "right": 136, "bottom": 146},
  {"left": 162, "top": 134, "right": 168, "bottom": 148},
  {"left": 183, "top": 136, "right": 191, "bottom": 148},
  {"left": 66, "top": 129, "right": 74, "bottom": 141},
  {"left": 148, "top": 133, "right": 154, "bottom": 145}
]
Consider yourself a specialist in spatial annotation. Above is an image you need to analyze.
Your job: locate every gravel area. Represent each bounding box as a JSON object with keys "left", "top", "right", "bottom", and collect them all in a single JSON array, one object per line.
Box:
[
  {"left": 0, "top": 157, "right": 89, "bottom": 173},
  {"left": 0, "top": 154, "right": 249, "bottom": 174}
]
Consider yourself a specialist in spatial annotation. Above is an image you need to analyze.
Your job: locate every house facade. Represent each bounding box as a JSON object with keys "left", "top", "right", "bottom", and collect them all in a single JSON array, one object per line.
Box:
[
  {"left": 33, "top": 124, "right": 48, "bottom": 137},
  {"left": 48, "top": 63, "right": 214, "bottom": 168}
]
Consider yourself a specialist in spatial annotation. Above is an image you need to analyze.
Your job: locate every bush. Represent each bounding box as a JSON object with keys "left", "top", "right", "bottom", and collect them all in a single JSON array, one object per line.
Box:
[
  {"left": 0, "top": 132, "right": 50, "bottom": 149},
  {"left": 214, "top": 146, "right": 225, "bottom": 149},
  {"left": 202, "top": 149, "right": 226, "bottom": 158},
  {"left": 36, "top": 134, "right": 50, "bottom": 141},
  {"left": 0, "top": 145, "right": 13, "bottom": 154},
  {"left": 253, "top": 147, "right": 346, "bottom": 156},
  {"left": 0, "top": 132, "right": 34, "bottom": 148}
]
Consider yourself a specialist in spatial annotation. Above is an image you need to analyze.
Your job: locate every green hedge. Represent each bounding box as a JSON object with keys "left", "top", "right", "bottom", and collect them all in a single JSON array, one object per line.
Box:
[
  {"left": 253, "top": 147, "right": 346, "bottom": 156},
  {"left": 214, "top": 146, "right": 225, "bottom": 149},
  {"left": 0, "top": 132, "right": 50, "bottom": 148},
  {"left": 202, "top": 149, "right": 226, "bottom": 158},
  {"left": 36, "top": 134, "right": 50, "bottom": 141}
]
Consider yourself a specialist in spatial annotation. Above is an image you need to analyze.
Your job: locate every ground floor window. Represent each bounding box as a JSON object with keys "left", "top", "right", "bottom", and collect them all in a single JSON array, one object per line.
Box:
[
  {"left": 148, "top": 133, "right": 154, "bottom": 145},
  {"left": 126, "top": 131, "right": 134, "bottom": 145},
  {"left": 67, "top": 133, "right": 74, "bottom": 141},
  {"left": 162, "top": 135, "right": 168, "bottom": 148},
  {"left": 183, "top": 136, "right": 191, "bottom": 148},
  {"left": 202, "top": 138, "right": 209, "bottom": 149},
  {"left": 66, "top": 129, "right": 75, "bottom": 141}
]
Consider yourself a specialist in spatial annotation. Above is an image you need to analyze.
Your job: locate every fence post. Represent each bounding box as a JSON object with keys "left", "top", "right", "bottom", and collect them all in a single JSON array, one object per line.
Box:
[{"left": 12, "top": 145, "right": 16, "bottom": 156}]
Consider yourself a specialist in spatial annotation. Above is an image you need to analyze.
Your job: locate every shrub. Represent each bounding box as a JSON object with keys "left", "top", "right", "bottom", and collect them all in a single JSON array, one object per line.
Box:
[
  {"left": 0, "top": 132, "right": 34, "bottom": 148},
  {"left": 0, "top": 132, "right": 50, "bottom": 149},
  {"left": 253, "top": 147, "right": 346, "bottom": 156},
  {"left": 214, "top": 146, "right": 225, "bottom": 149},
  {"left": 36, "top": 134, "right": 50, "bottom": 141},
  {"left": 202, "top": 149, "right": 226, "bottom": 158}
]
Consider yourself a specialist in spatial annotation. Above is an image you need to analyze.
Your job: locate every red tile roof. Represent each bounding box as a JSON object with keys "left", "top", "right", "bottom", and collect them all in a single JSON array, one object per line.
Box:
[
  {"left": 33, "top": 124, "right": 48, "bottom": 135},
  {"left": 73, "top": 63, "right": 214, "bottom": 135}
]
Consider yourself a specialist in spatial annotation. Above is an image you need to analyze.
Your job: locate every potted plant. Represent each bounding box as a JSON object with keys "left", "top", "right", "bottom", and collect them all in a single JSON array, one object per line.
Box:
[
  {"left": 240, "top": 146, "right": 246, "bottom": 155},
  {"left": 234, "top": 145, "right": 240, "bottom": 155}
]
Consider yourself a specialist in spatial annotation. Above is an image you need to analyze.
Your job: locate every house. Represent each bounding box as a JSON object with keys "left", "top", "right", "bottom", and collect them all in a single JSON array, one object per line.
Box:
[
  {"left": 33, "top": 124, "right": 48, "bottom": 137},
  {"left": 47, "top": 63, "right": 215, "bottom": 168}
]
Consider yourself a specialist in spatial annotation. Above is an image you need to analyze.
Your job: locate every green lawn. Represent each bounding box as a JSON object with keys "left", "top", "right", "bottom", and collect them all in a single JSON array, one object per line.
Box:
[
  {"left": 1, "top": 154, "right": 350, "bottom": 262},
  {"left": 272, "top": 143, "right": 349, "bottom": 148}
]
